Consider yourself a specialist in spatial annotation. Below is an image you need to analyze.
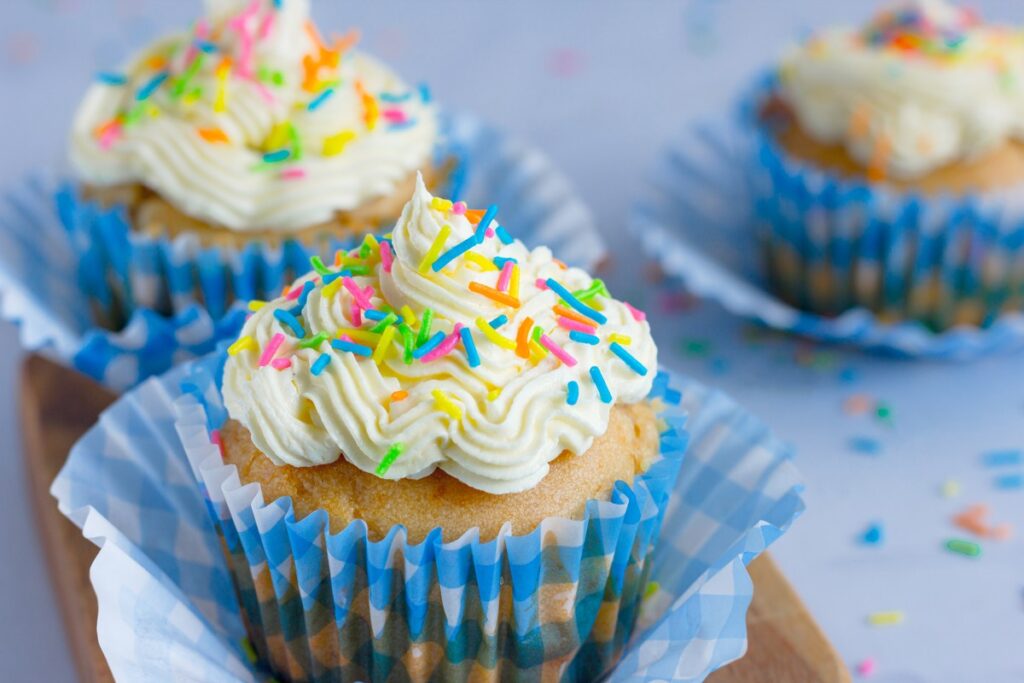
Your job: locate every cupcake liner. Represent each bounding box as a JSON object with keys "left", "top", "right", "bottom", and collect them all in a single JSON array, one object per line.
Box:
[
  {"left": 176, "top": 350, "right": 686, "bottom": 681},
  {"left": 0, "top": 111, "right": 603, "bottom": 390},
  {"left": 52, "top": 355, "right": 803, "bottom": 682},
  {"left": 630, "top": 75, "right": 1024, "bottom": 359}
]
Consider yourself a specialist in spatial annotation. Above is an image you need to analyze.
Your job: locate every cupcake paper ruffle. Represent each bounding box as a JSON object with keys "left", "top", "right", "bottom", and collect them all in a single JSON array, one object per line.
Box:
[
  {"left": 630, "top": 75, "right": 1024, "bottom": 359},
  {"left": 52, "top": 354, "right": 803, "bottom": 682},
  {"left": 0, "top": 112, "right": 602, "bottom": 390}
]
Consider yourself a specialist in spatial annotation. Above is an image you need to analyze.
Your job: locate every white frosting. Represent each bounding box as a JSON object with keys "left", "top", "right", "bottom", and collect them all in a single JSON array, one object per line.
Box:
[
  {"left": 70, "top": 0, "right": 438, "bottom": 231},
  {"left": 777, "top": 0, "right": 1024, "bottom": 178},
  {"left": 222, "top": 177, "right": 657, "bottom": 494}
]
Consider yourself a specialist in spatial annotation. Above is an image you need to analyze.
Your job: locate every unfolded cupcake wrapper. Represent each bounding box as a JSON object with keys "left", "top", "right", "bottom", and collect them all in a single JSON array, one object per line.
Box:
[
  {"left": 0, "top": 112, "right": 602, "bottom": 391},
  {"left": 748, "top": 75, "right": 1024, "bottom": 332},
  {"left": 176, "top": 349, "right": 687, "bottom": 682},
  {"left": 52, "top": 352, "right": 803, "bottom": 682},
  {"left": 630, "top": 73, "right": 1024, "bottom": 358}
]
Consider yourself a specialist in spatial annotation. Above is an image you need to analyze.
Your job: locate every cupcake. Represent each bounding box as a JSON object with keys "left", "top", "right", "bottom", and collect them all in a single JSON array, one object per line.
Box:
[
  {"left": 68, "top": 0, "right": 449, "bottom": 325},
  {"left": 196, "top": 176, "right": 681, "bottom": 680},
  {"left": 752, "top": 0, "right": 1024, "bottom": 330}
]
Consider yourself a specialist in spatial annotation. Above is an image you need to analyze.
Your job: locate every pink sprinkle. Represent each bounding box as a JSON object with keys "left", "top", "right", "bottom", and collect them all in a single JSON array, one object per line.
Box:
[
  {"left": 285, "top": 285, "right": 303, "bottom": 301},
  {"left": 97, "top": 122, "right": 123, "bottom": 150},
  {"left": 535, "top": 278, "right": 549, "bottom": 290},
  {"left": 381, "top": 108, "right": 407, "bottom": 124},
  {"left": 539, "top": 334, "right": 577, "bottom": 367},
  {"left": 855, "top": 657, "right": 877, "bottom": 677},
  {"left": 342, "top": 276, "right": 373, "bottom": 309},
  {"left": 624, "top": 302, "right": 646, "bottom": 322},
  {"left": 349, "top": 301, "right": 362, "bottom": 327},
  {"left": 209, "top": 428, "right": 221, "bottom": 446},
  {"left": 557, "top": 316, "right": 596, "bottom": 334},
  {"left": 271, "top": 357, "right": 292, "bottom": 370},
  {"left": 420, "top": 323, "right": 463, "bottom": 362},
  {"left": 258, "top": 333, "right": 285, "bottom": 367},
  {"left": 280, "top": 167, "right": 306, "bottom": 180},
  {"left": 251, "top": 80, "right": 275, "bottom": 104},
  {"left": 338, "top": 334, "right": 354, "bottom": 343},
  {"left": 257, "top": 10, "right": 275, "bottom": 40},
  {"left": 379, "top": 241, "right": 394, "bottom": 273},
  {"left": 486, "top": 228, "right": 495, "bottom": 238},
  {"left": 451, "top": 201, "right": 467, "bottom": 216},
  {"left": 496, "top": 261, "right": 514, "bottom": 293}
]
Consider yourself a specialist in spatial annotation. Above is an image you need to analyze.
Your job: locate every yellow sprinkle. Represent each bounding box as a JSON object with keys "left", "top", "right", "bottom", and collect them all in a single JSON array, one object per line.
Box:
[
  {"left": 509, "top": 264, "right": 520, "bottom": 299},
  {"left": 419, "top": 224, "right": 451, "bottom": 274},
  {"left": 400, "top": 305, "right": 417, "bottom": 326},
  {"left": 643, "top": 581, "right": 660, "bottom": 599},
  {"left": 487, "top": 387, "right": 501, "bottom": 401},
  {"left": 941, "top": 479, "right": 961, "bottom": 498},
  {"left": 867, "top": 611, "right": 905, "bottom": 627},
  {"left": 432, "top": 389, "right": 462, "bottom": 420},
  {"left": 463, "top": 251, "right": 498, "bottom": 271},
  {"left": 430, "top": 197, "right": 453, "bottom": 212},
  {"left": 247, "top": 300, "right": 266, "bottom": 312},
  {"left": 265, "top": 121, "right": 290, "bottom": 152},
  {"left": 528, "top": 340, "right": 547, "bottom": 362},
  {"left": 227, "top": 336, "right": 257, "bottom": 356},
  {"left": 323, "top": 129, "right": 356, "bottom": 157},
  {"left": 609, "top": 333, "right": 631, "bottom": 345},
  {"left": 372, "top": 325, "right": 397, "bottom": 364},
  {"left": 336, "top": 327, "right": 381, "bottom": 345},
  {"left": 475, "top": 317, "right": 516, "bottom": 350},
  {"left": 322, "top": 278, "right": 344, "bottom": 299}
]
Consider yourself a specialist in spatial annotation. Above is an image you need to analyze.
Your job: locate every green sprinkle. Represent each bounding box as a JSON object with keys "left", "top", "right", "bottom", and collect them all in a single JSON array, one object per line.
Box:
[
  {"left": 398, "top": 324, "right": 415, "bottom": 364},
  {"left": 347, "top": 265, "right": 370, "bottom": 276},
  {"left": 417, "top": 309, "right": 434, "bottom": 347},
  {"left": 531, "top": 325, "right": 544, "bottom": 342},
  {"left": 287, "top": 121, "right": 302, "bottom": 161},
  {"left": 359, "top": 240, "right": 372, "bottom": 260},
  {"left": 376, "top": 443, "right": 405, "bottom": 476},
  {"left": 369, "top": 312, "right": 398, "bottom": 334},
  {"left": 643, "top": 581, "right": 660, "bottom": 599},
  {"left": 573, "top": 278, "right": 610, "bottom": 301},
  {"left": 876, "top": 402, "right": 893, "bottom": 422},
  {"left": 298, "top": 332, "right": 328, "bottom": 350},
  {"left": 241, "top": 638, "right": 258, "bottom": 663},
  {"left": 682, "top": 338, "right": 711, "bottom": 357},
  {"left": 171, "top": 53, "right": 205, "bottom": 98},
  {"left": 945, "top": 539, "right": 981, "bottom": 558},
  {"left": 310, "top": 256, "right": 331, "bottom": 275}
]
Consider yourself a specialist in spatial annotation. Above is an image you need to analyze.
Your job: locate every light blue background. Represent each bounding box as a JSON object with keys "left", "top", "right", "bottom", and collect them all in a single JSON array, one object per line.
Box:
[{"left": 0, "top": 2, "right": 1021, "bottom": 681}]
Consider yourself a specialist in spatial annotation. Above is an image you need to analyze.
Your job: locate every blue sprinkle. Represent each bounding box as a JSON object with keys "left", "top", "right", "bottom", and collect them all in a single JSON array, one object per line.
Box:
[
  {"left": 459, "top": 327, "right": 480, "bottom": 368},
  {"left": 982, "top": 449, "right": 1023, "bottom": 467},
  {"left": 664, "top": 387, "right": 682, "bottom": 405},
  {"left": 364, "top": 309, "right": 389, "bottom": 321},
  {"left": 412, "top": 331, "right": 446, "bottom": 359},
  {"left": 709, "top": 357, "right": 730, "bottom": 375},
  {"left": 96, "top": 72, "right": 127, "bottom": 85},
  {"left": 273, "top": 0, "right": 282, "bottom": 7},
  {"left": 610, "top": 342, "right": 648, "bottom": 376},
  {"left": 566, "top": 381, "right": 579, "bottom": 406},
  {"left": 493, "top": 256, "right": 518, "bottom": 268},
  {"left": 289, "top": 280, "right": 315, "bottom": 315},
  {"left": 589, "top": 366, "right": 612, "bottom": 404},
  {"left": 322, "top": 271, "right": 347, "bottom": 285},
  {"left": 135, "top": 71, "right": 169, "bottom": 101},
  {"left": 848, "top": 436, "right": 882, "bottom": 456},
  {"left": 431, "top": 235, "right": 477, "bottom": 272},
  {"left": 994, "top": 473, "right": 1023, "bottom": 490},
  {"left": 388, "top": 118, "right": 418, "bottom": 131},
  {"left": 489, "top": 315, "right": 508, "bottom": 329},
  {"left": 860, "top": 523, "right": 884, "bottom": 546},
  {"left": 194, "top": 40, "right": 219, "bottom": 53},
  {"left": 263, "top": 149, "right": 291, "bottom": 163},
  {"left": 331, "top": 339, "right": 373, "bottom": 357},
  {"left": 546, "top": 278, "right": 607, "bottom": 324},
  {"left": 569, "top": 331, "right": 599, "bottom": 345},
  {"left": 379, "top": 91, "right": 413, "bottom": 103},
  {"left": 311, "top": 353, "right": 331, "bottom": 376},
  {"left": 473, "top": 205, "right": 499, "bottom": 243},
  {"left": 838, "top": 367, "right": 861, "bottom": 384},
  {"left": 273, "top": 309, "right": 305, "bottom": 338},
  {"left": 418, "top": 82, "right": 432, "bottom": 103},
  {"left": 495, "top": 226, "right": 514, "bottom": 245},
  {"left": 307, "top": 87, "right": 335, "bottom": 111}
]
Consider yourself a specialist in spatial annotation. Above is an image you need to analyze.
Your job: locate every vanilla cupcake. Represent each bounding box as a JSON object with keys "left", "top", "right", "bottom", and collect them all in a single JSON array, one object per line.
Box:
[
  {"left": 68, "top": 0, "right": 450, "bottom": 324},
  {"left": 752, "top": 0, "right": 1024, "bottom": 330},
  {"left": 197, "top": 176, "right": 684, "bottom": 681}
]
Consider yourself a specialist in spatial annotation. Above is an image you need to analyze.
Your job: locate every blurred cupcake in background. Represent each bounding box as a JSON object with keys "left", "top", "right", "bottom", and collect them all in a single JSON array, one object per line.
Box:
[
  {"left": 67, "top": 0, "right": 450, "bottom": 325},
  {"left": 751, "top": 0, "right": 1024, "bottom": 331}
]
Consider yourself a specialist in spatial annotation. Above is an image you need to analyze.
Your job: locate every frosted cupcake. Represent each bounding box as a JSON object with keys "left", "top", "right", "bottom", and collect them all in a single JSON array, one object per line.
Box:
[
  {"left": 68, "top": 0, "right": 447, "bottom": 323},
  {"left": 197, "top": 176, "right": 682, "bottom": 680},
  {"left": 753, "top": 0, "right": 1024, "bottom": 330}
]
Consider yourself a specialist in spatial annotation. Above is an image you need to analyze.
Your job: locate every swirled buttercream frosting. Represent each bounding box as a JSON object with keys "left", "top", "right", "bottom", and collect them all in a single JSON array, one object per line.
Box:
[
  {"left": 777, "top": 0, "right": 1024, "bottom": 179},
  {"left": 70, "top": 0, "right": 438, "bottom": 232},
  {"left": 222, "top": 176, "right": 657, "bottom": 494}
]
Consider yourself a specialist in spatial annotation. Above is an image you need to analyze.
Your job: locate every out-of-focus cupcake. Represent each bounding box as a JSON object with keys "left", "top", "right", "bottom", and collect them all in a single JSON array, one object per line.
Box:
[
  {"left": 192, "top": 176, "right": 684, "bottom": 681},
  {"left": 752, "top": 0, "right": 1024, "bottom": 330},
  {"left": 68, "top": 0, "right": 449, "bottom": 324}
]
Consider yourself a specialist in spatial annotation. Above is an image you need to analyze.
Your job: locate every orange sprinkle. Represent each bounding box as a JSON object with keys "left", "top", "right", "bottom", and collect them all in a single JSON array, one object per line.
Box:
[
  {"left": 93, "top": 117, "right": 122, "bottom": 140},
  {"left": 197, "top": 127, "right": 230, "bottom": 144},
  {"left": 554, "top": 305, "right": 594, "bottom": 326},
  {"left": 144, "top": 54, "right": 168, "bottom": 70},
  {"left": 866, "top": 134, "right": 892, "bottom": 182},
  {"left": 354, "top": 79, "right": 379, "bottom": 130},
  {"left": 390, "top": 390, "right": 408, "bottom": 403},
  {"left": 463, "top": 209, "right": 486, "bottom": 223},
  {"left": 331, "top": 29, "right": 360, "bottom": 55},
  {"left": 553, "top": 258, "right": 568, "bottom": 270},
  {"left": 468, "top": 282, "right": 521, "bottom": 308},
  {"left": 515, "top": 317, "right": 534, "bottom": 359},
  {"left": 847, "top": 104, "right": 871, "bottom": 140}
]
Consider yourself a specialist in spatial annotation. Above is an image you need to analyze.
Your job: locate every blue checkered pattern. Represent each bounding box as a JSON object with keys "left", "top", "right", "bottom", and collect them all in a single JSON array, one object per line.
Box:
[
  {"left": 0, "top": 112, "right": 603, "bottom": 391},
  {"left": 631, "top": 75, "right": 1024, "bottom": 360},
  {"left": 52, "top": 357, "right": 803, "bottom": 682}
]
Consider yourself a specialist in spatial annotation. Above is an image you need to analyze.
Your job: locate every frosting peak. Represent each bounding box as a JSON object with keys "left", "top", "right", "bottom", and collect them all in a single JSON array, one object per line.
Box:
[
  {"left": 777, "top": 0, "right": 1024, "bottom": 179},
  {"left": 222, "top": 177, "right": 657, "bottom": 494},
  {"left": 70, "top": 0, "right": 438, "bottom": 231}
]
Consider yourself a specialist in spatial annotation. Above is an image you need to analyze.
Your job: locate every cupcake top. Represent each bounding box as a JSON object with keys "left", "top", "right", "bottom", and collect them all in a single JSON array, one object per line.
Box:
[
  {"left": 777, "top": 0, "right": 1024, "bottom": 179},
  {"left": 222, "top": 176, "right": 656, "bottom": 494},
  {"left": 70, "top": 0, "right": 438, "bottom": 232}
]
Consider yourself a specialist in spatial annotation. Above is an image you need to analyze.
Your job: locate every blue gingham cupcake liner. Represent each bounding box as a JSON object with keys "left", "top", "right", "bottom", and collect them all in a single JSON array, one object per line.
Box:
[
  {"left": 0, "top": 111, "right": 602, "bottom": 390},
  {"left": 52, "top": 353, "right": 803, "bottom": 682},
  {"left": 631, "top": 75, "right": 1024, "bottom": 359}
]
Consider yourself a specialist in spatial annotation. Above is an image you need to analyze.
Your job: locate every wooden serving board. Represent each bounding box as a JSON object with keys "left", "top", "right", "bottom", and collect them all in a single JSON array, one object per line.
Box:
[{"left": 20, "top": 353, "right": 849, "bottom": 683}]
